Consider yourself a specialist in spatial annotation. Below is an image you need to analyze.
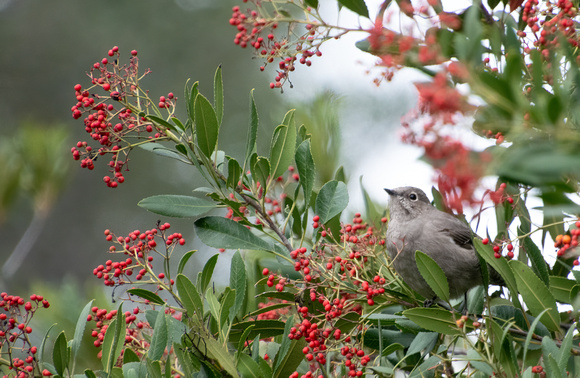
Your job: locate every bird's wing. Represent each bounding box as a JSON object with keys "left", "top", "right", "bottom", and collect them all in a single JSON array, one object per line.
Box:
[{"left": 433, "top": 212, "right": 473, "bottom": 250}]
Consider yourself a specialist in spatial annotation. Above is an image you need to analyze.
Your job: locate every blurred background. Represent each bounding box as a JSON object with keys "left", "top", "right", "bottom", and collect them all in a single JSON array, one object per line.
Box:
[{"left": 0, "top": 0, "right": 426, "bottom": 365}]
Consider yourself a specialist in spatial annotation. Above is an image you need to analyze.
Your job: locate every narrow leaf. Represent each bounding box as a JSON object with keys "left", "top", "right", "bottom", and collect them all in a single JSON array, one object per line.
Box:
[
  {"left": 415, "top": 251, "right": 450, "bottom": 302},
  {"left": 245, "top": 90, "right": 259, "bottom": 166},
  {"left": 508, "top": 260, "right": 560, "bottom": 332},
  {"left": 138, "top": 195, "right": 216, "bottom": 218},
  {"left": 177, "top": 250, "right": 196, "bottom": 275},
  {"left": 149, "top": 308, "right": 169, "bottom": 360},
  {"left": 200, "top": 254, "right": 219, "bottom": 294},
  {"left": 71, "top": 300, "right": 94, "bottom": 363},
  {"left": 227, "top": 157, "right": 242, "bottom": 189},
  {"left": 52, "top": 331, "right": 69, "bottom": 376},
  {"left": 230, "top": 251, "right": 247, "bottom": 321},
  {"left": 406, "top": 332, "right": 438, "bottom": 357},
  {"left": 523, "top": 236, "right": 550, "bottom": 287},
  {"left": 194, "top": 216, "right": 274, "bottom": 251},
  {"left": 269, "top": 124, "right": 297, "bottom": 182},
  {"left": 402, "top": 308, "right": 466, "bottom": 335},
  {"left": 176, "top": 274, "right": 204, "bottom": 323},
  {"left": 338, "top": 0, "right": 369, "bottom": 17},
  {"left": 194, "top": 93, "right": 219, "bottom": 158},
  {"left": 214, "top": 65, "right": 224, "bottom": 126},
  {"left": 273, "top": 315, "right": 307, "bottom": 378},
  {"left": 127, "top": 288, "right": 165, "bottom": 306},
  {"left": 315, "top": 180, "right": 349, "bottom": 223},
  {"left": 295, "top": 140, "right": 315, "bottom": 204}
]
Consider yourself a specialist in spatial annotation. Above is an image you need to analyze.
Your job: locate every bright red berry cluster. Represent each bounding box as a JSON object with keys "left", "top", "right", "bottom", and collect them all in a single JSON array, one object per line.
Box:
[
  {"left": 70, "top": 47, "right": 174, "bottom": 188},
  {"left": 230, "top": 3, "right": 324, "bottom": 89},
  {"left": 0, "top": 293, "right": 49, "bottom": 378},
  {"left": 94, "top": 223, "right": 183, "bottom": 287},
  {"left": 554, "top": 222, "right": 580, "bottom": 265}
]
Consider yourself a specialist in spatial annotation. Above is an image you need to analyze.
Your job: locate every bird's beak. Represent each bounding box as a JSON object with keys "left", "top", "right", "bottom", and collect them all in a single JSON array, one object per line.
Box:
[{"left": 384, "top": 188, "right": 395, "bottom": 196}]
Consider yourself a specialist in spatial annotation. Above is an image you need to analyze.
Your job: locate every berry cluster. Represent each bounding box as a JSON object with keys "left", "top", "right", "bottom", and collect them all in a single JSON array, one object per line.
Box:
[
  {"left": 482, "top": 237, "right": 516, "bottom": 260},
  {"left": 0, "top": 293, "right": 50, "bottom": 377},
  {"left": 70, "top": 47, "right": 175, "bottom": 188},
  {"left": 94, "top": 223, "right": 184, "bottom": 288},
  {"left": 554, "top": 221, "right": 580, "bottom": 265},
  {"left": 230, "top": 3, "right": 324, "bottom": 90}
]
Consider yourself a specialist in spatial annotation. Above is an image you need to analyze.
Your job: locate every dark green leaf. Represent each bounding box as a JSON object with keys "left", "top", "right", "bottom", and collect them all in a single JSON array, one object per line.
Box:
[
  {"left": 415, "top": 251, "right": 450, "bottom": 302},
  {"left": 144, "top": 359, "right": 162, "bottom": 378},
  {"left": 473, "top": 239, "right": 519, "bottom": 301},
  {"left": 127, "top": 289, "right": 165, "bottom": 306},
  {"left": 148, "top": 308, "right": 168, "bottom": 360},
  {"left": 194, "top": 93, "right": 219, "bottom": 158},
  {"left": 252, "top": 156, "right": 271, "bottom": 190},
  {"left": 244, "top": 303, "right": 294, "bottom": 319},
  {"left": 177, "top": 250, "right": 196, "bottom": 275},
  {"left": 220, "top": 288, "right": 236, "bottom": 328},
  {"left": 200, "top": 254, "right": 219, "bottom": 294},
  {"left": 176, "top": 274, "right": 204, "bottom": 323},
  {"left": 406, "top": 332, "right": 438, "bottom": 357},
  {"left": 123, "top": 348, "right": 141, "bottom": 364},
  {"left": 146, "top": 115, "right": 178, "bottom": 132},
  {"left": 549, "top": 276, "right": 578, "bottom": 303},
  {"left": 295, "top": 140, "right": 315, "bottom": 204},
  {"left": 245, "top": 90, "right": 259, "bottom": 166},
  {"left": 269, "top": 124, "right": 297, "bottom": 183},
  {"left": 214, "top": 65, "right": 223, "bottom": 126},
  {"left": 171, "top": 117, "right": 185, "bottom": 131},
  {"left": 84, "top": 369, "right": 98, "bottom": 378},
  {"left": 227, "top": 157, "right": 242, "bottom": 189},
  {"left": 229, "top": 320, "right": 286, "bottom": 344},
  {"left": 304, "top": 0, "right": 319, "bottom": 7},
  {"left": 194, "top": 216, "right": 274, "bottom": 251},
  {"left": 237, "top": 353, "right": 263, "bottom": 378},
  {"left": 363, "top": 329, "right": 416, "bottom": 350},
  {"left": 184, "top": 79, "right": 199, "bottom": 123},
  {"left": 337, "top": 0, "right": 369, "bottom": 17},
  {"left": 52, "top": 331, "right": 69, "bottom": 376},
  {"left": 273, "top": 315, "right": 306, "bottom": 378},
  {"left": 508, "top": 260, "right": 560, "bottom": 332},
  {"left": 229, "top": 251, "right": 247, "bottom": 322},
  {"left": 315, "top": 180, "right": 349, "bottom": 223},
  {"left": 403, "top": 308, "right": 468, "bottom": 335},
  {"left": 522, "top": 237, "right": 550, "bottom": 287},
  {"left": 410, "top": 355, "right": 441, "bottom": 378},
  {"left": 102, "top": 304, "right": 125, "bottom": 373},
  {"left": 138, "top": 195, "right": 216, "bottom": 218},
  {"left": 71, "top": 300, "right": 93, "bottom": 363}
]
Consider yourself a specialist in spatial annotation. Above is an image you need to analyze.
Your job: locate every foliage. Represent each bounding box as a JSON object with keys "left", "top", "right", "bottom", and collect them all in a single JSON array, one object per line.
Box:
[{"left": 2, "top": 0, "right": 580, "bottom": 377}]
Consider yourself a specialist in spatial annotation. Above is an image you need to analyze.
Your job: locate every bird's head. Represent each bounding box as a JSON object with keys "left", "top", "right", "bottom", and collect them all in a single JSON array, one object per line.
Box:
[{"left": 384, "top": 186, "right": 431, "bottom": 220}]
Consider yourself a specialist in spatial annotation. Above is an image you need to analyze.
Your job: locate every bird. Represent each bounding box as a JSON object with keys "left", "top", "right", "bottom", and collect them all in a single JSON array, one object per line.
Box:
[{"left": 384, "top": 186, "right": 499, "bottom": 302}]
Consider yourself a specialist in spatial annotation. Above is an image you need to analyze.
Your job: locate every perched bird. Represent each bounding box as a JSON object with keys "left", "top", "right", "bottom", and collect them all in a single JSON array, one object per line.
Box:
[{"left": 385, "top": 186, "right": 497, "bottom": 301}]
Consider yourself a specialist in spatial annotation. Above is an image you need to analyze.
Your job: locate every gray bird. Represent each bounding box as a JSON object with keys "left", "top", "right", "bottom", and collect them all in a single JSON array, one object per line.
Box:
[{"left": 385, "top": 186, "right": 494, "bottom": 301}]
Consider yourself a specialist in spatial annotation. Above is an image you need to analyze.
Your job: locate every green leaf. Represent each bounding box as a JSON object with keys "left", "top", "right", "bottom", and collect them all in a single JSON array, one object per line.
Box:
[
  {"left": 244, "top": 303, "right": 294, "bottom": 319},
  {"left": 245, "top": 90, "right": 259, "bottom": 166},
  {"left": 176, "top": 274, "right": 204, "bottom": 323},
  {"left": 415, "top": 251, "right": 450, "bottom": 302},
  {"left": 146, "top": 114, "right": 178, "bottom": 132},
  {"left": 523, "top": 236, "right": 550, "bottom": 287},
  {"left": 402, "top": 308, "right": 466, "bottom": 335},
  {"left": 295, "top": 140, "right": 315, "bottom": 205},
  {"left": 184, "top": 79, "right": 199, "bottom": 123},
  {"left": 315, "top": 180, "right": 349, "bottom": 223},
  {"left": 71, "top": 300, "right": 93, "bottom": 364},
  {"left": 123, "top": 348, "right": 141, "bottom": 364},
  {"left": 84, "top": 369, "right": 98, "bottom": 378},
  {"left": 558, "top": 321, "right": 576, "bottom": 372},
  {"left": 230, "top": 251, "right": 247, "bottom": 322},
  {"left": 127, "top": 288, "right": 165, "bottom": 306},
  {"left": 52, "top": 331, "right": 69, "bottom": 376},
  {"left": 145, "top": 359, "right": 162, "bottom": 378},
  {"left": 269, "top": 123, "right": 297, "bottom": 182},
  {"left": 522, "top": 308, "right": 551, "bottom": 365},
  {"left": 102, "top": 304, "right": 125, "bottom": 373},
  {"left": 337, "top": 0, "right": 369, "bottom": 17},
  {"left": 149, "top": 308, "right": 169, "bottom": 360},
  {"left": 473, "top": 239, "right": 519, "bottom": 300},
  {"left": 194, "top": 216, "right": 274, "bottom": 251},
  {"left": 177, "top": 250, "right": 196, "bottom": 275},
  {"left": 508, "top": 260, "right": 560, "bottom": 332},
  {"left": 549, "top": 276, "right": 578, "bottom": 303},
  {"left": 214, "top": 65, "right": 223, "bottom": 126},
  {"left": 304, "top": 0, "right": 319, "bottom": 7},
  {"left": 252, "top": 155, "right": 271, "bottom": 189},
  {"left": 205, "top": 286, "right": 221, "bottom": 327},
  {"left": 273, "top": 315, "right": 307, "bottom": 378},
  {"left": 39, "top": 323, "right": 57, "bottom": 368},
  {"left": 406, "top": 332, "right": 438, "bottom": 357},
  {"left": 227, "top": 157, "right": 242, "bottom": 189},
  {"left": 237, "top": 353, "right": 263, "bottom": 378},
  {"left": 410, "top": 355, "right": 441, "bottom": 377},
  {"left": 200, "top": 254, "right": 219, "bottom": 294},
  {"left": 229, "top": 320, "right": 286, "bottom": 344},
  {"left": 194, "top": 93, "right": 219, "bottom": 158},
  {"left": 138, "top": 195, "right": 216, "bottom": 218}
]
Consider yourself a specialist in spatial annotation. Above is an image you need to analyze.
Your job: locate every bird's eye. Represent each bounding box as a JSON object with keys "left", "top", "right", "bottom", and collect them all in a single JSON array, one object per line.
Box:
[{"left": 409, "top": 193, "right": 418, "bottom": 201}]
